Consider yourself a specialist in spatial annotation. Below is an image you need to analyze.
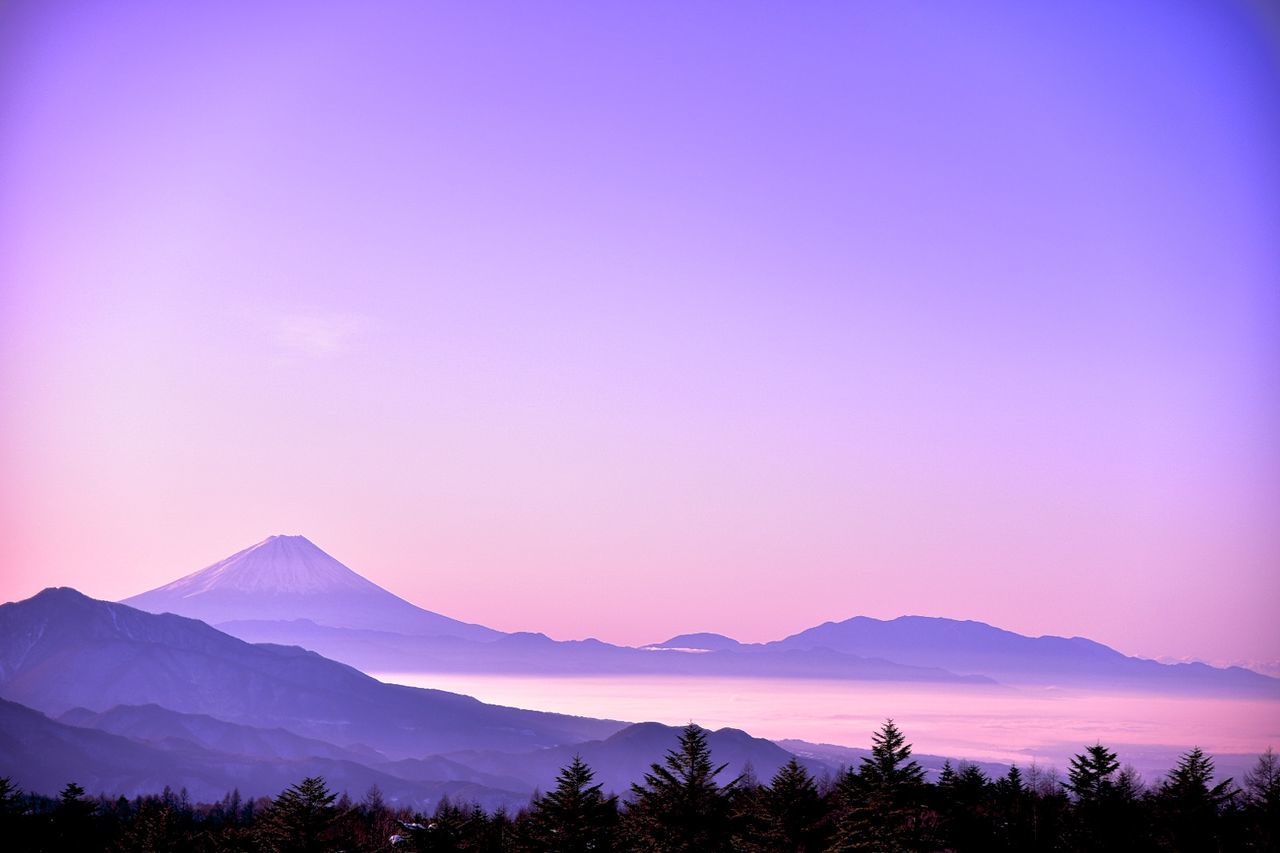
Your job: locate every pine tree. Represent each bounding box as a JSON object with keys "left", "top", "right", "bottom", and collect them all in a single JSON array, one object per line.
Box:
[
  {"left": 1156, "top": 746, "right": 1234, "bottom": 851},
  {"left": 1066, "top": 743, "right": 1120, "bottom": 805},
  {"left": 259, "top": 776, "right": 338, "bottom": 853},
  {"left": 859, "top": 719, "right": 925, "bottom": 797},
  {"left": 526, "top": 755, "right": 618, "bottom": 852},
  {"left": 0, "top": 777, "right": 21, "bottom": 818},
  {"left": 1065, "top": 743, "right": 1141, "bottom": 852},
  {"left": 54, "top": 781, "right": 96, "bottom": 850},
  {"left": 831, "top": 720, "right": 930, "bottom": 851},
  {"left": 1243, "top": 747, "right": 1279, "bottom": 852},
  {"left": 0, "top": 777, "right": 24, "bottom": 846},
  {"left": 625, "top": 723, "right": 737, "bottom": 852},
  {"left": 755, "top": 757, "right": 825, "bottom": 851}
]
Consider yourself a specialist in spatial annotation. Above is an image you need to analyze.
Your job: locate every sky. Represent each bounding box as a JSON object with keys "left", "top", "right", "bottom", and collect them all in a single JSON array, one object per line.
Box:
[{"left": 2, "top": 1, "right": 1278, "bottom": 666}]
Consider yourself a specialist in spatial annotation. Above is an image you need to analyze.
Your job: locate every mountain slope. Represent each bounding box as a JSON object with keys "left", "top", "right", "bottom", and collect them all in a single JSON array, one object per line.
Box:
[
  {"left": 773, "top": 615, "right": 1280, "bottom": 695},
  {"left": 0, "top": 588, "right": 622, "bottom": 757},
  {"left": 444, "top": 722, "right": 832, "bottom": 797},
  {"left": 0, "top": 697, "right": 526, "bottom": 807},
  {"left": 123, "top": 535, "right": 500, "bottom": 640},
  {"left": 218, "top": 617, "right": 990, "bottom": 683}
]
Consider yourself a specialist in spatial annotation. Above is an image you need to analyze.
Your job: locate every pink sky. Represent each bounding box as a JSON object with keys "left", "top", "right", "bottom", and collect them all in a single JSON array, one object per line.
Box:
[{"left": 2, "top": 1, "right": 1278, "bottom": 665}]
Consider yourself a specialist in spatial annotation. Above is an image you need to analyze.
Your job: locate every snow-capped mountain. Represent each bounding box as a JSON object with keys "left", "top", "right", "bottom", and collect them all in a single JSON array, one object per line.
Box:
[{"left": 123, "top": 535, "right": 500, "bottom": 641}]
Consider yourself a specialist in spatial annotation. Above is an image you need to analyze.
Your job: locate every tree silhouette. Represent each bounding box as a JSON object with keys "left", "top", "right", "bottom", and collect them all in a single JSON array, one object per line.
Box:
[
  {"left": 832, "top": 720, "right": 931, "bottom": 850},
  {"left": 758, "top": 757, "right": 826, "bottom": 851},
  {"left": 1243, "top": 747, "right": 1280, "bottom": 852},
  {"left": 625, "top": 723, "right": 738, "bottom": 851},
  {"left": 859, "top": 719, "right": 925, "bottom": 796},
  {"left": 526, "top": 755, "right": 618, "bottom": 852},
  {"left": 1155, "top": 746, "right": 1235, "bottom": 851},
  {"left": 259, "top": 776, "right": 338, "bottom": 853}
]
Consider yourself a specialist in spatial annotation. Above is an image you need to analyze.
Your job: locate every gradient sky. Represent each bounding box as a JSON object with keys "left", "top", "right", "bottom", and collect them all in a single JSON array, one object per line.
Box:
[{"left": 2, "top": 1, "right": 1278, "bottom": 666}]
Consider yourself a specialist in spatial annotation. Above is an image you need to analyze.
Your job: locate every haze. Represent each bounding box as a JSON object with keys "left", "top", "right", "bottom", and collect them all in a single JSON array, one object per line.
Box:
[{"left": 2, "top": 1, "right": 1278, "bottom": 665}]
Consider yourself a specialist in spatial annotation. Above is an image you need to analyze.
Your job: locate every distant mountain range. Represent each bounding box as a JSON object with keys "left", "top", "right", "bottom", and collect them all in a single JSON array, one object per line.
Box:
[
  {"left": 122, "top": 535, "right": 1280, "bottom": 697},
  {"left": 2, "top": 533, "right": 1275, "bottom": 805},
  {"left": 0, "top": 588, "right": 839, "bottom": 805}
]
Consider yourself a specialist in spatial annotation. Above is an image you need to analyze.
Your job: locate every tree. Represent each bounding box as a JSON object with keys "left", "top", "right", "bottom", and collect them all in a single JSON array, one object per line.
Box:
[
  {"left": 859, "top": 719, "right": 925, "bottom": 797},
  {"left": 0, "top": 776, "right": 21, "bottom": 819},
  {"left": 1066, "top": 743, "right": 1120, "bottom": 805},
  {"left": 625, "top": 723, "right": 738, "bottom": 851},
  {"left": 0, "top": 777, "right": 24, "bottom": 846},
  {"left": 526, "top": 755, "right": 618, "bottom": 852},
  {"left": 54, "top": 781, "right": 96, "bottom": 850},
  {"left": 259, "top": 776, "right": 338, "bottom": 853},
  {"left": 1155, "top": 747, "right": 1234, "bottom": 851},
  {"left": 759, "top": 757, "right": 827, "bottom": 851},
  {"left": 831, "top": 720, "right": 931, "bottom": 851},
  {"left": 1243, "top": 747, "right": 1280, "bottom": 851}
]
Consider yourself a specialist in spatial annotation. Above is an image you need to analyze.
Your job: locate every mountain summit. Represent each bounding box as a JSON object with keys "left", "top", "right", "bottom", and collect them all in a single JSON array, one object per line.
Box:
[
  {"left": 138, "top": 535, "right": 385, "bottom": 596},
  {"left": 123, "top": 535, "right": 501, "bottom": 641}
]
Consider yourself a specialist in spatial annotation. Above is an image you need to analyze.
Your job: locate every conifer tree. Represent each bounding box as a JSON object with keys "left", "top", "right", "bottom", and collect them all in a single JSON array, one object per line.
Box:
[
  {"left": 831, "top": 720, "right": 930, "bottom": 851},
  {"left": 526, "top": 755, "right": 618, "bottom": 852},
  {"left": 859, "top": 718, "right": 925, "bottom": 797},
  {"left": 1066, "top": 743, "right": 1120, "bottom": 805},
  {"left": 759, "top": 757, "right": 826, "bottom": 851},
  {"left": 1156, "top": 746, "right": 1234, "bottom": 851},
  {"left": 1243, "top": 747, "right": 1280, "bottom": 852},
  {"left": 54, "top": 781, "right": 96, "bottom": 850},
  {"left": 259, "top": 776, "right": 338, "bottom": 853},
  {"left": 625, "top": 723, "right": 737, "bottom": 852}
]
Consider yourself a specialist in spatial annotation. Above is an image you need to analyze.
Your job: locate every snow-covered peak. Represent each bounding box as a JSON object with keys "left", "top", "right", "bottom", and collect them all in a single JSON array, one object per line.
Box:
[
  {"left": 147, "top": 535, "right": 385, "bottom": 598},
  {"left": 122, "top": 535, "right": 504, "bottom": 641}
]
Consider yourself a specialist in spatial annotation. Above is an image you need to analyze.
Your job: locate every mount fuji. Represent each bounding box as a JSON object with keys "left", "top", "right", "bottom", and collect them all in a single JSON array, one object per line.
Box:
[{"left": 123, "top": 535, "right": 501, "bottom": 641}]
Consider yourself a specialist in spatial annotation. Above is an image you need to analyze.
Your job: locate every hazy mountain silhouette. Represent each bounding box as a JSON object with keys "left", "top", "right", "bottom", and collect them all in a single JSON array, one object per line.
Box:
[
  {"left": 117, "top": 534, "right": 1280, "bottom": 698},
  {"left": 57, "top": 703, "right": 383, "bottom": 764},
  {"left": 0, "top": 588, "right": 622, "bottom": 757},
  {"left": 771, "top": 615, "right": 1280, "bottom": 695},
  {"left": 0, "top": 697, "right": 528, "bottom": 808},
  {"left": 219, "top": 617, "right": 990, "bottom": 683},
  {"left": 642, "top": 632, "right": 742, "bottom": 651},
  {"left": 123, "top": 535, "right": 500, "bottom": 640}
]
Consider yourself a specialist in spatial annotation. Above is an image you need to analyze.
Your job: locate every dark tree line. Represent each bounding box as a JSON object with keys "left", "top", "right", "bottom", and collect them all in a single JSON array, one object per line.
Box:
[{"left": 1, "top": 723, "right": 1277, "bottom": 851}]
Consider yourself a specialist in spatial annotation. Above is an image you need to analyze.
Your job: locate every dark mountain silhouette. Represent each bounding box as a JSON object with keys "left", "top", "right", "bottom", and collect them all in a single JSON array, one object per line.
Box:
[
  {"left": 0, "top": 588, "right": 623, "bottom": 757},
  {"left": 442, "top": 722, "right": 834, "bottom": 797},
  {"left": 123, "top": 535, "right": 500, "bottom": 640},
  {"left": 771, "top": 615, "right": 1280, "bottom": 695},
  {"left": 0, "top": 697, "right": 527, "bottom": 808}
]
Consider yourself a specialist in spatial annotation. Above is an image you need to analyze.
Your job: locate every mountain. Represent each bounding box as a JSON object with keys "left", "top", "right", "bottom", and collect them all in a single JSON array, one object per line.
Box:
[
  {"left": 0, "top": 697, "right": 526, "bottom": 808},
  {"left": 57, "top": 703, "right": 383, "bottom": 764},
  {"left": 443, "top": 722, "right": 834, "bottom": 797},
  {"left": 217, "top": 617, "right": 990, "bottom": 683},
  {"left": 123, "top": 535, "right": 500, "bottom": 641},
  {"left": 0, "top": 588, "right": 622, "bottom": 757},
  {"left": 771, "top": 615, "right": 1280, "bottom": 695},
  {"left": 642, "top": 632, "right": 742, "bottom": 651},
  {"left": 118, "top": 535, "right": 1277, "bottom": 698}
]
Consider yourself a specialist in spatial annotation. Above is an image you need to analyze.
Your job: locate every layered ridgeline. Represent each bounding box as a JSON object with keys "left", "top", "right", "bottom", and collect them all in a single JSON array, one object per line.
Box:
[
  {"left": 124, "top": 535, "right": 1280, "bottom": 696},
  {"left": 0, "top": 588, "right": 835, "bottom": 804}
]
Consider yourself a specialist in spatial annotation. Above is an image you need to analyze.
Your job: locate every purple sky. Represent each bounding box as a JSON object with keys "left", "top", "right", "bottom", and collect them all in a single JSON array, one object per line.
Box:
[{"left": 2, "top": 1, "right": 1278, "bottom": 665}]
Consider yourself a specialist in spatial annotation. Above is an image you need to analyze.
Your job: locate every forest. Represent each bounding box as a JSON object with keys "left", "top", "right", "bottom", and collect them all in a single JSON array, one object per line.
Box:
[{"left": 3, "top": 721, "right": 1277, "bottom": 852}]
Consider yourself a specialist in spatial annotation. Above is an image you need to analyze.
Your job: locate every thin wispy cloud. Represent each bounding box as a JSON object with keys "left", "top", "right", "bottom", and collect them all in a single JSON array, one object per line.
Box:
[{"left": 272, "top": 313, "right": 371, "bottom": 360}]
